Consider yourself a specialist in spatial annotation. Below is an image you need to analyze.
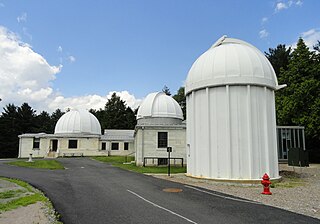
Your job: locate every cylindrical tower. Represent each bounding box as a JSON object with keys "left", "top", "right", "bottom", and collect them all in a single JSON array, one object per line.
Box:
[{"left": 185, "top": 36, "right": 284, "bottom": 180}]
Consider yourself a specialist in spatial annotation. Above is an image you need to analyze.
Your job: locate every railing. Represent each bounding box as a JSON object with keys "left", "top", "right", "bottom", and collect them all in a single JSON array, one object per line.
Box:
[{"left": 143, "top": 157, "right": 184, "bottom": 167}]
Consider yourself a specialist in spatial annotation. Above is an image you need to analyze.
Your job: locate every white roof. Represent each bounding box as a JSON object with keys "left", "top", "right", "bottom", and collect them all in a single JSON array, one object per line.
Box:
[
  {"left": 102, "top": 129, "right": 134, "bottom": 141},
  {"left": 185, "top": 36, "right": 281, "bottom": 94},
  {"left": 54, "top": 109, "right": 101, "bottom": 135},
  {"left": 137, "top": 92, "right": 183, "bottom": 120}
]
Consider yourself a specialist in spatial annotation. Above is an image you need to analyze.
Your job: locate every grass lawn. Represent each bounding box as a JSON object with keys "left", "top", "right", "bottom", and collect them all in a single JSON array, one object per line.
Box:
[
  {"left": 92, "top": 156, "right": 186, "bottom": 174},
  {"left": 7, "top": 159, "right": 64, "bottom": 170}
]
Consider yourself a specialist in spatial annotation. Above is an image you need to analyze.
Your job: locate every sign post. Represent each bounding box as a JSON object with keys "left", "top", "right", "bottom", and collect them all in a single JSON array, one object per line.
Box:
[{"left": 167, "top": 147, "right": 172, "bottom": 176}]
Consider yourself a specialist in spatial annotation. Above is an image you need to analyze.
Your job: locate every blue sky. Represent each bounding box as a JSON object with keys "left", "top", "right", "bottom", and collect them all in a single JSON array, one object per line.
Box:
[{"left": 0, "top": 0, "right": 319, "bottom": 112}]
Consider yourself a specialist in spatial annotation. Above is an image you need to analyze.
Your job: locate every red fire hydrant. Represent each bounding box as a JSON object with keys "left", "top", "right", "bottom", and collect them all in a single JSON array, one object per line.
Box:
[{"left": 261, "top": 173, "right": 272, "bottom": 195}]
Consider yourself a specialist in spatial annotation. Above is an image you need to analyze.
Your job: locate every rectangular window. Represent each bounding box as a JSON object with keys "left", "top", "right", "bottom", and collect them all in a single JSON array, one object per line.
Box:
[
  {"left": 111, "top": 142, "right": 119, "bottom": 150},
  {"left": 158, "top": 132, "right": 168, "bottom": 148},
  {"left": 33, "top": 138, "right": 40, "bottom": 149},
  {"left": 68, "top": 140, "right": 78, "bottom": 149},
  {"left": 124, "top": 142, "right": 129, "bottom": 150},
  {"left": 101, "top": 142, "right": 106, "bottom": 150}
]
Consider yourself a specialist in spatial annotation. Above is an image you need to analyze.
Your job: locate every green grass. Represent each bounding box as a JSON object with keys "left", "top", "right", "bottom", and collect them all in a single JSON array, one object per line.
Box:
[
  {"left": 7, "top": 159, "right": 64, "bottom": 170},
  {"left": 92, "top": 156, "right": 186, "bottom": 174},
  {"left": 0, "top": 189, "right": 25, "bottom": 199},
  {"left": 0, "top": 177, "right": 47, "bottom": 212}
]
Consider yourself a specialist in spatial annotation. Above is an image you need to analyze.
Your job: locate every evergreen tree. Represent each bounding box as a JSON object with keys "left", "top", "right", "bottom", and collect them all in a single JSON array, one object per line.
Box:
[
  {"left": 265, "top": 44, "right": 291, "bottom": 78},
  {"left": 35, "top": 111, "right": 52, "bottom": 133},
  {"left": 104, "top": 93, "right": 136, "bottom": 129},
  {"left": 51, "top": 109, "right": 64, "bottom": 132},
  {"left": 276, "top": 38, "right": 320, "bottom": 161},
  {"left": 173, "top": 87, "right": 186, "bottom": 120},
  {"left": 16, "top": 103, "right": 37, "bottom": 134},
  {"left": 0, "top": 104, "right": 19, "bottom": 158}
]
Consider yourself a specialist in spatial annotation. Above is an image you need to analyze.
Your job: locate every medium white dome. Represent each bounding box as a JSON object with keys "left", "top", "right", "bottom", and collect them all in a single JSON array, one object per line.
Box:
[
  {"left": 186, "top": 36, "right": 280, "bottom": 95},
  {"left": 54, "top": 109, "right": 101, "bottom": 135},
  {"left": 137, "top": 92, "right": 183, "bottom": 120}
]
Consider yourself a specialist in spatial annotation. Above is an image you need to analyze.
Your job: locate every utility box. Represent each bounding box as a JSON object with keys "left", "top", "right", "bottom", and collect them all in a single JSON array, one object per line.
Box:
[{"left": 288, "top": 148, "right": 309, "bottom": 167}]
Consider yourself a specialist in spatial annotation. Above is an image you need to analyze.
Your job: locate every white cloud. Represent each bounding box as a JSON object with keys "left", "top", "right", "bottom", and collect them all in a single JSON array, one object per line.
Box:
[
  {"left": 0, "top": 26, "right": 142, "bottom": 113},
  {"left": 261, "top": 17, "right": 268, "bottom": 24},
  {"left": 48, "top": 91, "right": 142, "bottom": 112},
  {"left": 68, "top": 55, "right": 76, "bottom": 63},
  {"left": 275, "top": 0, "right": 303, "bottom": 12},
  {"left": 22, "top": 27, "right": 32, "bottom": 40},
  {"left": 17, "top": 12, "right": 27, "bottom": 23},
  {"left": 259, "top": 29, "right": 269, "bottom": 38},
  {"left": 275, "top": 2, "right": 288, "bottom": 11},
  {"left": 301, "top": 28, "right": 320, "bottom": 49},
  {"left": 57, "top": 46, "right": 63, "bottom": 52},
  {"left": 0, "top": 26, "right": 61, "bottom": 111}
]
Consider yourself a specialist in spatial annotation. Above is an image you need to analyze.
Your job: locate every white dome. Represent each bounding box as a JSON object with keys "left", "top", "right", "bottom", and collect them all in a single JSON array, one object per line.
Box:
[
  {"left": 137, "top": 92, "right": 183, "bottom": 120},
  {"left": 186, "top": 36, "right": 280, "bottom": 95},
  {"left": 54, "top": 109, "right": 101, "bottom": 135}
]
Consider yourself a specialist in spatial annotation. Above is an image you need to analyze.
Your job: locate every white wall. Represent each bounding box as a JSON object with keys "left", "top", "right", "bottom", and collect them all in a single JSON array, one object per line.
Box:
[
  {"left": 187, "top": 85, "right": 279, "bottom": 180},
  {"left": 135, "top": 127, "right": 186, "bottom": 166}
]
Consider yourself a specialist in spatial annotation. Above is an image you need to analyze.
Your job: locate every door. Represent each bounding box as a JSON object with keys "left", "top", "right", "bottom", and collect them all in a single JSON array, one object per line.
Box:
[{"left": 52, "top": 140, "right": 58, "bottom": 152}]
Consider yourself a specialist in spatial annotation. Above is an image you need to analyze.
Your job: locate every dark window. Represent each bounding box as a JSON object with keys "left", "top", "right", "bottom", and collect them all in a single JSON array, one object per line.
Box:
[
  {"left": 124, "top": 142, "right": 129, "bottom": 150},
  {"left": 158, "top": 132, "right": 168, "bottom": 148},
  {"left": 158, "top": 158, "right": 168, "bottom": 165},
  {"left": 68, "top": 140, "right": 78, "bottom": 149},
  {"left": 111, "top": 142, "right": 119, "bottom": 150},
  {"left": 33, "top": 138, "right": 40, "bottom": 149},
  {"left": 101, "top": 142, "right": 106, "bottom": 150}
]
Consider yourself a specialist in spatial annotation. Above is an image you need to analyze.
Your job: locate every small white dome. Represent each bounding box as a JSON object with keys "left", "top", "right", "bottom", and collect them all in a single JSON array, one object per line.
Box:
[
  {"left": 54, "top": 109, "right": 101, "bottom": 135},
  {"left": 186, "top": 36, "right": 279, "bottom": 95},
  {"left": 137, "top": 92, "right": 183, "bottom": 120}
]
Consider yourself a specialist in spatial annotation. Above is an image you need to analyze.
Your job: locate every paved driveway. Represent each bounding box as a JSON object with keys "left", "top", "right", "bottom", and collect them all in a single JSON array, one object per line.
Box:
[{"left": 0, "top": 158, "right": 318, "bottom": 224}]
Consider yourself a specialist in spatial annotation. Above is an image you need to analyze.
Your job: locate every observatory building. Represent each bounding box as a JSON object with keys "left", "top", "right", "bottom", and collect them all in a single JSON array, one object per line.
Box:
[
  {"left": 185, "top": 36, "right": 284, "bottom": 180},
  {"left": 135, "top": 92, "right": 186, "bottom": 166}
]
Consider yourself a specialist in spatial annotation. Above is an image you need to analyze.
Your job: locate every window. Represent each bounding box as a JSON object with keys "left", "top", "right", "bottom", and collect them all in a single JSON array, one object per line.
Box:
[
  {"left": 101, "top": 142, "right": 106, "bottom": 150},
  {"left": 111, "top": 142, "right": 119, "bottom": 150},
  {"left": 158, "top": 132, "right": 168, "bottom": 148},
  {"left": 33, "top": 138, "right": 40, "bottom": 149},
  {"left": 68, "top": 140, "right": 78, "bottom": 149},
  {"left": 158, "top": 158, "right": 168, "bottom": 165},
  {"left": 124, "top": 142, "right": 129, "bottom": 150}
]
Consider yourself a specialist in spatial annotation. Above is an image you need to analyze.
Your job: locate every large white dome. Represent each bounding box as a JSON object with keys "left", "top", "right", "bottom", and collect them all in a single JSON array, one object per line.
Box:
[
  {"left": 186, "top": 36, "right": 281, "bottom": 95},
  {"left": 137, "top": 92, "right": 183, "bottom": 120},
  {"left": 54, "top": 109, "right": 101, "bottom": 135}
]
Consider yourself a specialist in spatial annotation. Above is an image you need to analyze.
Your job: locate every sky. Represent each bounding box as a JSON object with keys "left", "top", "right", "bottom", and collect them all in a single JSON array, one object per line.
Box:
[{"left": 0, "top": 0, "right": 319, "bottom": 113}]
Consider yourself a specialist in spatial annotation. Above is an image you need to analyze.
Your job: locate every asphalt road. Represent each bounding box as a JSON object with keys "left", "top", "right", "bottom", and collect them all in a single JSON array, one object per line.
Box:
[{"left": 0, "top": 158, "right": 319, "bottom": 224}]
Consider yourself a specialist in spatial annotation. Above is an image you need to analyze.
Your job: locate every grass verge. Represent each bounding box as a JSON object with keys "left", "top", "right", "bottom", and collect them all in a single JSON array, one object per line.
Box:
[
  {"left": 0, "top": 177, "right": 62, "bottom": 223},
  {"left": 7, "top": 159, "right": 64, "bottom": 170},
  {"left": 92, "top": 156, "right": 186, "bottom": 174},
  {"left": 271, "top": 170, "right": 305, "bottom": 188}
]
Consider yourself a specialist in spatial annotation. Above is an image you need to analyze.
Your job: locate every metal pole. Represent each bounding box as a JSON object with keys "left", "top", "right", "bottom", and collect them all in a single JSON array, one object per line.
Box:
[{"left": 168, "top": 149, "right": 170, "bottom": 176}]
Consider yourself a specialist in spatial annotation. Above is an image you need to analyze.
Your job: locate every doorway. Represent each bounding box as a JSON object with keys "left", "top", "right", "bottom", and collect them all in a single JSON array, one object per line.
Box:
[{"left": 51, "top": 140, "right": 58, "bottom": 152}]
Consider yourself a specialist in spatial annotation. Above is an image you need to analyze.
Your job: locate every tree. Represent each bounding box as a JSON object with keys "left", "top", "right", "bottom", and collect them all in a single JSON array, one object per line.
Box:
[
  {"left": 16, "top": 103, "right": 37, "bottom": 134},
  {"left": 265, "top": 44, "right": 291, "bottom": 78},
  {"left": 35, "top": 111, "right": 52, "bottom": 133},
  {"left": 104, "top": 93, "right": 136, "bottom": 129},
  {"left": 173, "top": 87, "right": 186, "bottom": 120},
  {"left": 0, "top": 104, "right": 19, "bottom": 158},
  {"left": 51, "top": 109, "right": 64, "bottom": 132},
  {"left": 162, "top": 85, "right": 171, "bottom": 96},
  {"left": 275, "top": 38, "right": 320, "bottom": 161}
]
